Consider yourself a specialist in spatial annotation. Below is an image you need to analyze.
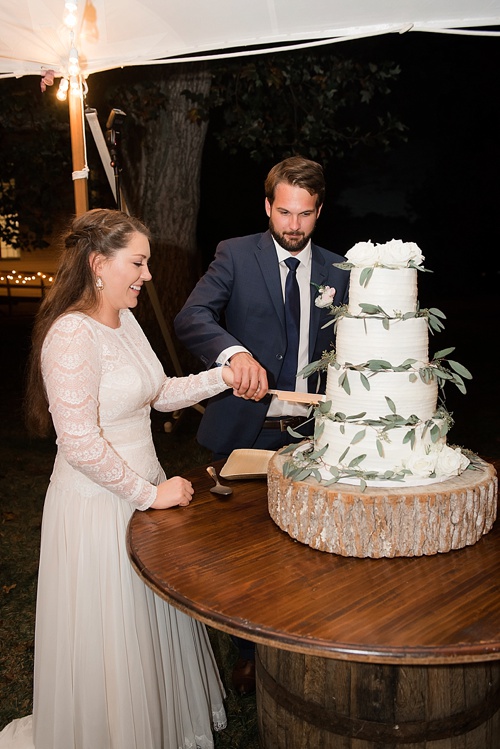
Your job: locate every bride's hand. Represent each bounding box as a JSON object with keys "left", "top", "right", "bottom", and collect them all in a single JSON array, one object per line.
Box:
[{"left": 152, "top": 476, "right": 194, "bottom": 509}]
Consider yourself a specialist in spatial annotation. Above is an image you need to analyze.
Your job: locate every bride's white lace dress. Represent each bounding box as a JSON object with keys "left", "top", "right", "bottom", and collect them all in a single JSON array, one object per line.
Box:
[{"left": 0, "top": 310, "right": 228, "bottom": 749}]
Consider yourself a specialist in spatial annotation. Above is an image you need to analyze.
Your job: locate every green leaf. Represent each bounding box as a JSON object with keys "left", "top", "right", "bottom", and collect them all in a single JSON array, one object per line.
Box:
[
  {"left": 298, "top": 360, "right": 322, "bottom": 378},
  {"left": 287, "top": 426, "right": 306, "bottom": 438},
  {"left": 359, "top": 302, "right": 383, "bottom": 314},
  {"left": 433, "top": 347, "right": 455, "bottom": 359},
  {"left": 376, "top": 439, "right": 384, "bottom": 457},
  {"left": 429, "top": 307, "right": 446, "bottom": 319},
  {"left": 318, "top": 399, "right": 333, "bottom": 414},
  {"left": 367, "top": 359, "right": 392, "bottom": 371},
  {"left": 295, "top": 468, "right": 314, "bottom": 481},
  {"left": 339, "top": 447, "right": 349, "bottom": 462},
  {"left": 453, "top": 376, "right": 467, "bottom": 395},
  {"left": 428, "top": 316, "right": 445, "bottom": 333},
  {"left": 351, "top": 429, "right": 366, "bottom": 445},
  {"left": 360, "top": 373, "right": 371, "bottom": 391},
  {"left": 386, "top": 397, "right": 396, "bottom": 413},
  {"left": 348, "top": 454, "right": 367, "bottom": 468},
  {"left": 323, "top": 476, "right": 341, "bottom": 486},
  {"left": 314, "top": 421, "right": 325, "bottom": 440},
  {"left": 430, "top": 424, "right": 441, "bottom": 443},
  {"left": 339, "top": 371, "right": 351, "bottom": 395},
  {"left": 448, "top": 360, "right": 473, "bottom": 379},
  {"left": 308, "top": 444, "right": 328, "bottom": 461},
  {"left": 403, "top": 429, "right": 415, "bottom": 448},
  {"left": 359, "top": 267, "right": 373, "bottom": 287}
]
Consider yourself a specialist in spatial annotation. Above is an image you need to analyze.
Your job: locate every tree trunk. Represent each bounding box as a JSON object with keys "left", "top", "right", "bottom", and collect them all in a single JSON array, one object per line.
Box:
[{"left": 120, "top": 63, "right": 211, "bottom": 373}]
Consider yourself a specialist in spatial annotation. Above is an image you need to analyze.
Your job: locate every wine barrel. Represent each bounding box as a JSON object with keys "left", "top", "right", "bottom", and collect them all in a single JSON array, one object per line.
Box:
[{"left": 256, "top": 645, "right": 500, "bottom": 748}]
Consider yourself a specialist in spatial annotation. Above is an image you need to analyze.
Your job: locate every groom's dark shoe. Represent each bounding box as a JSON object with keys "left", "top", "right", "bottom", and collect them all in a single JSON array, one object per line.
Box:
[{"left": 231, "top": 658, "right": 256, "bottom": 696}]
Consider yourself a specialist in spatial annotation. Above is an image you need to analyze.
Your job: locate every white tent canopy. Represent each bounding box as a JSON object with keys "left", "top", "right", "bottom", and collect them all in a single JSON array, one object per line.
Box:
[{"left": 1, "top": 0, "right": 500, "bottom": 80}]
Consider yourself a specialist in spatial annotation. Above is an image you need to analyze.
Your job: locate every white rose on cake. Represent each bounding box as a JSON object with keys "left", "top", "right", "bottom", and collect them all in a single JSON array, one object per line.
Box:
[
  {"left": 405, "top": 451, "right": 438, "bottom": 478},
  {"left": 345, "top": 241, "right": 379, "bottom": 267},
  {"left": 435, "top": 445, "right": 470, "bottom": 476},
  {"left": 379, "top": 239, "right": 425, "bottom": 268}
]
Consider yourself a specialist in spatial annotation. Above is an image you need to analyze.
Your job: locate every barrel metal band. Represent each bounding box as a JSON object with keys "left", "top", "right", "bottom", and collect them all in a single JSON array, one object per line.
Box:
[{"left": 255, "top": 651, "right": 500, "bottom": 743}]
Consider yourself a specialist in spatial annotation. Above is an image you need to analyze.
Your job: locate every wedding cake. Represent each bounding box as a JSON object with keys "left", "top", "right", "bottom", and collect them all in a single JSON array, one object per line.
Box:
[
  {"left": 310, "top": 239, "right": 470, "bottom": 486},
  {"left": 267, "top": 240, "right": 498, "bottom": 557}
]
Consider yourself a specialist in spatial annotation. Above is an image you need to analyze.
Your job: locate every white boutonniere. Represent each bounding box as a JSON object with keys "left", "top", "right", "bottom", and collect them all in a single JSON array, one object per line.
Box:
[{"left": 314, "top": 284, "right": 336, "bottom": 308}]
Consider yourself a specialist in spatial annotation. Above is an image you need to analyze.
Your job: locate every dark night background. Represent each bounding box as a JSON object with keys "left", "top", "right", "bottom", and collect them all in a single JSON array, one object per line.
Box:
[
  {"left": 197, "top": 30, "right": 499, "bottom": 305},
  {"left": 194, "top": 29, "right": 499, "bottom": 457}
]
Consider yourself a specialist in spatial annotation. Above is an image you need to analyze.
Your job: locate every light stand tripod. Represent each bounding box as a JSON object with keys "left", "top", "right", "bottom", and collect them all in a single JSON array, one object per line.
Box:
[{"left": 105, "top": 108, "right": 126, "bottom": 211}]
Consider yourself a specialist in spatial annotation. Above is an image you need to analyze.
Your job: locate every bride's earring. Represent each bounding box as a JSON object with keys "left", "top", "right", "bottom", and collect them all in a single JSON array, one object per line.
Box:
[{"left": 96, "top": 276, "right": 104, "bottom": 291}]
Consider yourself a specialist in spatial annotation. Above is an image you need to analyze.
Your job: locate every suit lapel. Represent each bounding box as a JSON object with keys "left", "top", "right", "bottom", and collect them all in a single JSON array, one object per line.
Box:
[
  {"left": 254, "top": 231, "right": 285, "bottom": 329},
  {"left": 309, "top": 243, "right": 329, "bottom": 355}
]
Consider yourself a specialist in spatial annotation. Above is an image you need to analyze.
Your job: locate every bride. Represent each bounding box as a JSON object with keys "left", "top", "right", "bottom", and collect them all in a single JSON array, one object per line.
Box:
[{"left": 0, "top": 209, "right": 238, "bottom": 749}]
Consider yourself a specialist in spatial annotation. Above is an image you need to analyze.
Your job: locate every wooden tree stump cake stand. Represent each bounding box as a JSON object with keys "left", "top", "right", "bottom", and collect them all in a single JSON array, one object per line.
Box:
[{"left": 267, "top": 451, "right": 498, "bottom": 558}]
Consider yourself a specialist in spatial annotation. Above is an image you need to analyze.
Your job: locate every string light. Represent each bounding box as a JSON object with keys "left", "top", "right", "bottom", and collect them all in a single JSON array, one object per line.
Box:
[
  {"left": 52, "top": 1, "right": 83, "bottom": 102},
  {"left": 0, "top": 269, "right": 54, "bottom": 295},
  {"left": 64, "top": 0, "right": 78, "bottom": 29},
  {"left": 56, "top": 76, "right": 70, "bottom": 101},
  {"left": 68, "top": 47, "right": 80, "bottom": 77}
]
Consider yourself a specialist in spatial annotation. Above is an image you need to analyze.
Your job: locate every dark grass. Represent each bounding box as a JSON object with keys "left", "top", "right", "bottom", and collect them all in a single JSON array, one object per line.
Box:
[{"left": 0, "top": 311, "right": 259, "bottom": 747}]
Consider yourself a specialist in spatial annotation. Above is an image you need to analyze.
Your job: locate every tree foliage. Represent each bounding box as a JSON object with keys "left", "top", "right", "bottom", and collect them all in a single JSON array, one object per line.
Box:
[
  {"left": 0, "top": 47, "right": 405, "bottom": 255},
  {"left": 0, "top": 77, "right": 73, "bottom": 250},
  {"left": 184, "top": 49, "right": 406, "bottom": 163}
]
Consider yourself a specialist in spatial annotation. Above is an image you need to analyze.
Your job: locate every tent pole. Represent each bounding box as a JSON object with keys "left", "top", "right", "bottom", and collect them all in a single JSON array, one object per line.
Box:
[{"left": 68, "top": 88, "right": 89, "bottom": 216}]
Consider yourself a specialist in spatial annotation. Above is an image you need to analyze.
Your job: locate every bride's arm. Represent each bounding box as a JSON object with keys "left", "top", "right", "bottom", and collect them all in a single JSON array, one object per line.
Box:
[
  {"left": 42, "top": 315, "right": 157, "bottom": 510},
  {"left": 152, "top": 366, "right": 234, "bottom": 412}
]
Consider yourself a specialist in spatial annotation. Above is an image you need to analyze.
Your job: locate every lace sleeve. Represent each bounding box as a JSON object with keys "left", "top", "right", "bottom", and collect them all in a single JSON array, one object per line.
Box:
[
  {"left": 42, "top": 316, "right": 156, "bottom": 510},
  {"left": 152, "top": 367, "right": 229, "bottom": 412}
]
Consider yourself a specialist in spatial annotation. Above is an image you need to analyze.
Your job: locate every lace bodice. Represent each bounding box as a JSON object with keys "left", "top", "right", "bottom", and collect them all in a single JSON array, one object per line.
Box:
[{"left": 42, "top": 310, "right": 228, "bottom": 510}]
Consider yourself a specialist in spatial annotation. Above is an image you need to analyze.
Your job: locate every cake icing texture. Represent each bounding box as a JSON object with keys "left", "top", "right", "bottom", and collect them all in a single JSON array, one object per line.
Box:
[{"left": 285, "top": 239, "right": 473, "bottom": 488}]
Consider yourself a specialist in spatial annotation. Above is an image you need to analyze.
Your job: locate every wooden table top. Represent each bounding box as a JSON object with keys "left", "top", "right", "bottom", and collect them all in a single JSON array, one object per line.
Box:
[{"left": 127, "top": 460, "right": 500, "bottom": 665}]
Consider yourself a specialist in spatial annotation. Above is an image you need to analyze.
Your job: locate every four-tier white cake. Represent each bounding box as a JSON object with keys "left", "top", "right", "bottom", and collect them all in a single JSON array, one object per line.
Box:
[{"left": 313, "top": 239, "right": 470, "bottom": 486}]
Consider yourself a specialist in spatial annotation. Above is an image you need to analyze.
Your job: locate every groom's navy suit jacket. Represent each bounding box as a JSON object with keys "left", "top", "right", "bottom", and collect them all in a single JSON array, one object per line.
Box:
[{"left": 174, "top": 230, "right": 349, "bottom": 456}]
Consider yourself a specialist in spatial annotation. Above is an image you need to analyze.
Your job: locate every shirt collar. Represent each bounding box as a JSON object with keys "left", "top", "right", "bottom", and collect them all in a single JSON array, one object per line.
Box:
[{"left": 272, "top": 237, "right": 312, "bottom": 268}]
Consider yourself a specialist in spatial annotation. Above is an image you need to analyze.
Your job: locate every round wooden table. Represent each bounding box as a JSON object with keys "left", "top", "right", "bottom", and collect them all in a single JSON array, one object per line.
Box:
[{"left": 127, "top": 460, "right": 500, "bottom": 748}]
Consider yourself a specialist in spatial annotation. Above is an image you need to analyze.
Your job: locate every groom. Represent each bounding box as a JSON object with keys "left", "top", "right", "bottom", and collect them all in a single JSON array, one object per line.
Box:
[
  {"left": 174, "top": 156, "right": 349, "bottom": 461},
  {"left": 174, "top": 156, "right": 349, "bottom": 697}
]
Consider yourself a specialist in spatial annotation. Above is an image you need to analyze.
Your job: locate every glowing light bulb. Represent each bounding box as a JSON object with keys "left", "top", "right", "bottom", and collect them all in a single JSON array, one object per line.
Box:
[
  {"left": 64, "top": 0, "right": 78, "bottom": 28},
  {"left": 69, "top": 76, "right": 81, "bottom": 95},
  {"left": 68, "top": 46, "right": 80, "bottom": 76},
  {"left": 57, "top": 77, "right": 69, "bottom": 101}
]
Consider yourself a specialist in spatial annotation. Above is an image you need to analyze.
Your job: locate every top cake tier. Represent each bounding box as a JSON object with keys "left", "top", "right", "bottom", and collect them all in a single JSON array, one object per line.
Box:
[{"left": 348, "top": 267, "right": 418, "bottom": 316}]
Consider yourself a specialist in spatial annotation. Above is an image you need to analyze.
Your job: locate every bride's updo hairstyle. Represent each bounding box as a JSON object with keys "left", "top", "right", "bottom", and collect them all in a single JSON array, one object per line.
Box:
[{"left": 25, "top": 209, "right": 150, "bottom": 437}]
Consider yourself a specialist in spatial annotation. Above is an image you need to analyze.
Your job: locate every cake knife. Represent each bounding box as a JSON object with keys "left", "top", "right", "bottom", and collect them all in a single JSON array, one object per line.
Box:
[{"left": 267, "top": 389, "right": 325, "bottom": 404}]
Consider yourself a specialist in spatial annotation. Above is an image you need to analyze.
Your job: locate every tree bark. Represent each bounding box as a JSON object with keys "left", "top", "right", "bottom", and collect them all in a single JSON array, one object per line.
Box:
[
  {"left": 120, "top": 63, "right": 211, "bottom": 372},
  {"left": 268, "top": 452, "right": 498, "bottom": 558}
]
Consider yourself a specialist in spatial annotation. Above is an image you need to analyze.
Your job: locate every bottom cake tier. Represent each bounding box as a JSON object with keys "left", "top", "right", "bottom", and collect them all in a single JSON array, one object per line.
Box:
[{"left": 267, "top": 450, "right": 498, "bottom": 558}]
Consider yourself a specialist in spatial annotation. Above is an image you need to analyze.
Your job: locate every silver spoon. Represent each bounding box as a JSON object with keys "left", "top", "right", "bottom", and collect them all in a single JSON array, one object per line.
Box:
[{"left": 206, "top": 466, "right": 233, "bottom": 496}]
